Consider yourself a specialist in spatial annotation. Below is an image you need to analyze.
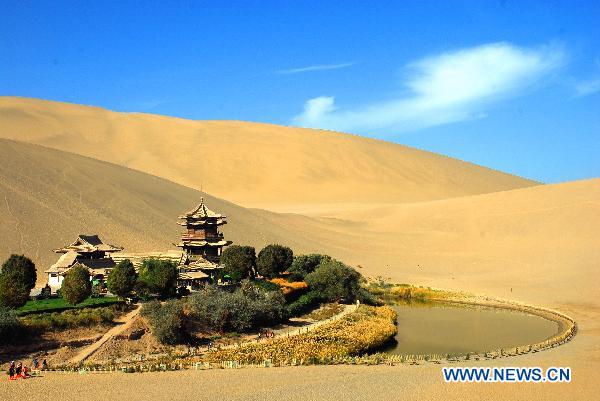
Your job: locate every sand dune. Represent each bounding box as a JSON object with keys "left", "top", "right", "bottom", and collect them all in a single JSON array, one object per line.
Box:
[
  {"left": 0, "top": 138, "right": 335, "bottom": 279},
  {"left": 0, "top": 96, "right": 537, "bottom": 210},
  {"left": 0, "top": 138, "right": 598, "bottom": 400},
  {"left": 1, "top": 138, "right": 597, "bottom": 308}
]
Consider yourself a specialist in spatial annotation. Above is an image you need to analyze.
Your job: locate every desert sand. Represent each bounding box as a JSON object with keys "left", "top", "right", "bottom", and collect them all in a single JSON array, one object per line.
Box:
[
  {"left": 0, "top": 96, "right": 537, "bottom": 209},
  {"left": 0, "top": 100, "right": 598, "bottom": 400}
]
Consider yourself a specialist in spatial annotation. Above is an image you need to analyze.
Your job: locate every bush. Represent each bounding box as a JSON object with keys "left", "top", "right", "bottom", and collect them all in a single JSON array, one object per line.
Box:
[
  {"left": 221, "top": 245, "right": 256, "bottom": 282},
  {"left": 287, "top": 254, "right": 331, "bottom": 281},
  {"left": 256, "top": 245, "right": 293, "bottom": 279},
  {"left": 141, "top": 300, "right": 185, "bottom": 345},
  {"left": 61, "top": 265, "right": 91, "bottom": 305},
  {"left": 188, "top": 282, "right": 286, "bottom": 333},
  {"left": 286, "top": 290, "right": 322, "bottom": 317},
  {"left": 20, "top": 306, "right": 116, "bottom": 331},
  {"left": 107, "top": 259, "right": 138, "bottom": 298},
  {"left": 305, "top": 259, "right": 362, "bottom": 303},
  {"left": 0, "top": 307, "right": 23, "bottom": 344},
  {"left": 0, "top": 254, "right": 37, "bottom": 308},
  {"left": 138, "top": 258, "right": 178, "bottom": 298}
]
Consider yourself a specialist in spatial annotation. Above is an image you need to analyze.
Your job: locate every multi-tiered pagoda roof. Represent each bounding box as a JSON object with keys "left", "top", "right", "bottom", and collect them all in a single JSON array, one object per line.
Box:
[{"left": 176, "top": 198, "right": 231, "bottom": 250}]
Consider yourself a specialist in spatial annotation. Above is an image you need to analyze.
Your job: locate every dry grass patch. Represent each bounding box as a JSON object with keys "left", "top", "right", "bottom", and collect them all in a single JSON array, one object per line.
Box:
[{"left": 203, "top": 305, "right": 396, "bottom": 365}]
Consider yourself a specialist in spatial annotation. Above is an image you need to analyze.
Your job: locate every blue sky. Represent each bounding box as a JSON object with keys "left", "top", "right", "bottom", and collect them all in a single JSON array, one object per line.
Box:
[{"left": 1, "top": 1, "right": 599, "bottom": 183}]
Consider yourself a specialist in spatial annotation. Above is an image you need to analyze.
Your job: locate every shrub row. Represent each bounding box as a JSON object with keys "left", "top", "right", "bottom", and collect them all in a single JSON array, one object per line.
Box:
[
  {"left": 0, "top": 307, "right": 23, "bottom": 344},
  {"left": 20, "top": 306, "right": 117, "bottom": 330},
  {"left": 188, "top": 282, "right": 287, "bottom": 334},
  {"left": 286, "top": 290, "right": 322, "bottom": 317}
]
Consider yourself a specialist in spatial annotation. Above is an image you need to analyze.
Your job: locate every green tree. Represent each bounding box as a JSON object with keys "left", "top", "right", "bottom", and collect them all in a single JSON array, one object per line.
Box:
[
  {"left": 107, "top": 259, "right": 138, "bottom": 298},
  {"left": 188, "top": 283, "right": 286, "bottom": 333},
  {"left": 0, "top": 254, "right": 37, "bottom": 307},
  {"left": 287, "top": 254, "right": 331, "bottom": 281},
  {"left": 256, "top": 244, "right": 293, "bottom": 279},
  {"left": 141, "top": 300, "right": 185, "bottom": 345},
  {"left": 0, "top": 270, "right": 30, "bottom": 308},
  {"left": 61, "top": 264, "right": 92, "bottom": 305},
  {"left": 138, "top": 258, "right": 178, "bottom": 298},
  {"left": 305, "top": 259, "right": 362, "bottom": 302},
  {"left": 221, "top": 245, "right": 256, "bottom": 282}
]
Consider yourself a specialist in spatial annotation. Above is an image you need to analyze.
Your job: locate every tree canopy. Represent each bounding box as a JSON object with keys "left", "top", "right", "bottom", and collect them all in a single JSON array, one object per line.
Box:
[
  {"left": 107, "top": 259, "right": 138, "bottom": 298},
  {"left": 141, "top": 300, "right": 185, "bottom": 345},
  {"left": 256, "top": 244, "right": 293, "bottom": 278},
  {"left": 305, "top": 259, "right": 362, "bottom": 302},
  {"left": 138, "top": 258, "right": 178, "bottom": 298},
  {"left": 188, "top": 282, "right": 286, "bottom": 333},
  {"left": 0, "top": 270, "right": 30, "bottom": 308},
  {"left": 0, "top": 254, "right": 37, "bottom": 308},
  {"left": 287, "top": 254, "right": 331, "bottom": 281},
  {"left": 61, "top": 264, "right": 92, "bottom": 305},
  {"left": 221, "top": 245, "right": 256, "bottom": 282}
]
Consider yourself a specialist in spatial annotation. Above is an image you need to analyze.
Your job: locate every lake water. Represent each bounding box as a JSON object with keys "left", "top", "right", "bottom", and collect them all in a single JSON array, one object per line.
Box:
[{"left": 381, "top": 302, "right": 560, "bottom": 356}]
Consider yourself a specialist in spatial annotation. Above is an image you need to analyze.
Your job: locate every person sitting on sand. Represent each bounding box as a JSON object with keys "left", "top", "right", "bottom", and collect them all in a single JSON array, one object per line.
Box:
[
  {"left": 33, "top": 357, "right": 39, "bottom": 370},
  {"left": 42, "top": 359, "right": 48, "bottom": 369}
]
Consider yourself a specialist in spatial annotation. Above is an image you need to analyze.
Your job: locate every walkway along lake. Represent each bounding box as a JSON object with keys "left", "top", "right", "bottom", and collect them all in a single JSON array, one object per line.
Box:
[{"left": 381, "top": 301, "right": 561, "bottom": 356}]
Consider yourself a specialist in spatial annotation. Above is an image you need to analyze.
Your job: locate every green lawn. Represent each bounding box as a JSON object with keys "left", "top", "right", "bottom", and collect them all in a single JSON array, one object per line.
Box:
[{"left": 18, "top": 296, "right": 121, "bottom": 315}]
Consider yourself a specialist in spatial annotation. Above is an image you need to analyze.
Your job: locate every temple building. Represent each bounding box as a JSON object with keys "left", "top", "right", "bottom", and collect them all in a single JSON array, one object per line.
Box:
[
  {"left": 175, "top": 197, "right": 232, "bottom": 288},
  {"left": 45, "top": 235, "right": 123, "bottom": 288},
  {"left": 45, "top": 199, "right": 232, "bottom": 292}
]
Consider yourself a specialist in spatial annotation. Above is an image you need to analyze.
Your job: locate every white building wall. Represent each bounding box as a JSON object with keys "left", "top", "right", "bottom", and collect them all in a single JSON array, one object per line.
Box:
[{"left": 47, "top": 273, "right": 63, "bottom": 288}]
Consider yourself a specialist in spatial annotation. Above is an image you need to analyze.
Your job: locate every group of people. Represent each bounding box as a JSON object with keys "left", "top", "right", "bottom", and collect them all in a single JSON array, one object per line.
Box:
[
  {"left": 7, "top": 358, "right": 47, "bottom": 380},
  {"left": 257, "top": 330, "right": 275, "bottom": 339}
]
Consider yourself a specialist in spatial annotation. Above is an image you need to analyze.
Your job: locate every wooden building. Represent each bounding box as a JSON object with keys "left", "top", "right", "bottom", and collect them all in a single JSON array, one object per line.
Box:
[
  {"left": 175, "top": 197, "right": 232, "bottom": 288},
  {"left": 45, "top": 200, "right": 232, "bottom": 292},
  {"left": 45, "top": 235, "right": 123, "bottom": 288}
]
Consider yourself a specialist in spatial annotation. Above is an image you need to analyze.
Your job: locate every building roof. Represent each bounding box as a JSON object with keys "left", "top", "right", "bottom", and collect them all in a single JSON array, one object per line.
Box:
[
  {"left": 179, "top": 197, "right": 225, "bottom": 220},
  {"left": 45, "top": 250, "right": 79, "bottom": 272},
  {"left": 53, "top": 235, "right": 123, "bottom": 254},
  {"left": 46, "top": 258, "right": 116, "bottom": 276},
  {"left": 77, "top": 258, "right": 116, "bottom": 270},
  {"left": 176, "top": 240, "right": 231, "bottom": 248},
  {"left": 188, "top": 257, "right": 220, "bottom": 270},
  {"left": 178, "top": 270, "right": 209, "bottom": 280}
]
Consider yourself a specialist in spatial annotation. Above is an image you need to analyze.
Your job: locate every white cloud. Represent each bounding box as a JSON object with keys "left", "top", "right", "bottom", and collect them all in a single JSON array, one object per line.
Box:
[
  {"left": 292, "top": 42, "right": 565, "bottom": 134},
  {"left": 574, "top": 78, "right": 600, "bottom": 97},
  {"left": 276, "top": 62, "right": 355, "bottom": 75}
]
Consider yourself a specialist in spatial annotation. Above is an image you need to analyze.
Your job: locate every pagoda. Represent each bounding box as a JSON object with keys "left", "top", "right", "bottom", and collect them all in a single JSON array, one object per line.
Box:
[{"left": 176, "top": 198, "right": 232, "bottom": 275}]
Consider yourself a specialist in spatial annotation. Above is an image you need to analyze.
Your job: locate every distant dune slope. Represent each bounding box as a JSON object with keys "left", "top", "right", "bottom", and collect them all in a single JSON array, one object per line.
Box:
[
  {"left": 309, "top": 178, "right": 600, "bottom": 306},
  {"left": 0, "top": 139, "right": 338, "bottom": 279},
  {"left": 0, "top": 97, "right": 537, "bottom": 209},
  {"left": 1, "top": 139, "right": 597, "bottom": 305}
]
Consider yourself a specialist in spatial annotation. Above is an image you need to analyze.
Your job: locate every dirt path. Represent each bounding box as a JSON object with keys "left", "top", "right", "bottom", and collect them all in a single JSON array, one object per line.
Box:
[{"left": 69, "top": 306, "right": 140, "bottom": 364}]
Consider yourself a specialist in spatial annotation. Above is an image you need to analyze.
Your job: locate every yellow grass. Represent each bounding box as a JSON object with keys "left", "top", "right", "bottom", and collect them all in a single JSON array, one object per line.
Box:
[{"left": 203, "top": 306, "right": 397, "bottom": 364}]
